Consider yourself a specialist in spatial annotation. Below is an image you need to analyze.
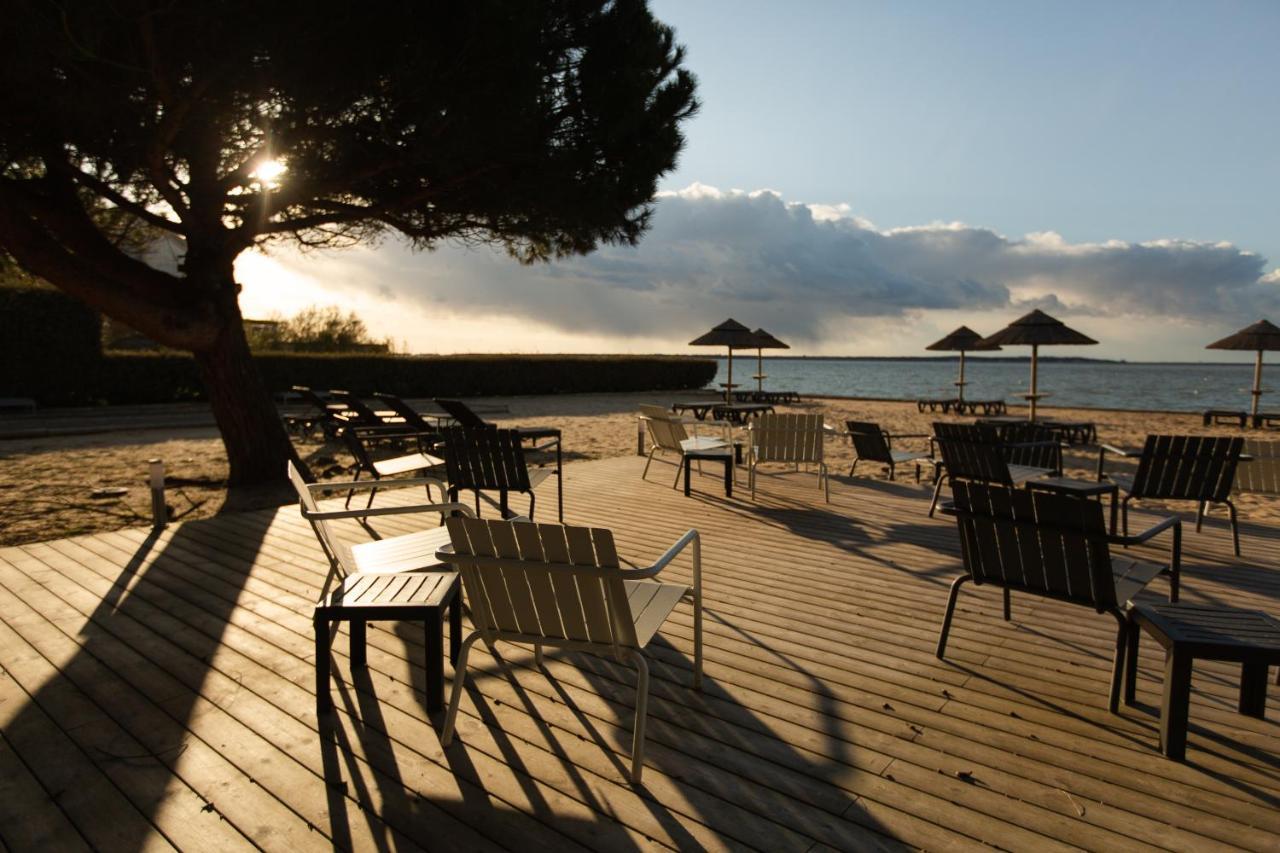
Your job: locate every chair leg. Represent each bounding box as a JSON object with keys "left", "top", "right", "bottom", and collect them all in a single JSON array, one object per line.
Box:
[
  {"left": 365, "top": 481, "right": 378, "bottom": 510},
  {"left": 935, "top": 575, "right": 970, "bottom": 659},
  {"left": 887, "top": 462, "right": 895, "bottom": 482},
  {"left": 1108, "top": 613, "right": 1128, "bottom": 713},
  {"left": 344, "top": 469, "right": 362, "bottom": 509},
  {"left": 1121, "top": 497, "right": 1130, "bottom": 537},
  {"left": 642, "top": 446, "right": 658, "bottom": 480},
  {"left": 821, "top": 463, "right": 830, "bottom": 502},
  {"left": 928, "top": 476, "right": 945, "bottom": 518},
  {"left": 527, "top": 491, "right": 536, "bottom": 521},
  {"left": 1124, "top": 617, "right": 1139, "bottom": 706},
  {"left": 441, "top": 632, "right": 483, "bottom": 746},
  {"left": 671, "top": 457, "right": 683, "bottom": 489},
  {"left": 1195, "top": 500, "right": 1206, "bottom": 533},
  {"left": 1226, "top": 500, "right": 1240, "bottom": 556},
  {"left": 628, "top": 651, "right": 651, "bottom": 785},
  {"left": 1003, "top": 588, "right": 1012, "bottom": 622},
  {"left": 848, "top": 459, "right": 857, "bottom": 478},
  {"left": 534, "top": 643, "right": 544, "bottom": 667}
]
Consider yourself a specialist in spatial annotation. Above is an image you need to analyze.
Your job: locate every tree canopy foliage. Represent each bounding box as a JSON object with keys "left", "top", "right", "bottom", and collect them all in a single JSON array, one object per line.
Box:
[{"left": 0, "top": 0, "right": 697, "bottom": 483}]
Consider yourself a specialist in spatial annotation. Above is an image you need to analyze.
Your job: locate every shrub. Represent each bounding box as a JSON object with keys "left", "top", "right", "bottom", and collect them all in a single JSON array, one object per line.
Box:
[
  {"left": 0, "top": 284, "right": 102, "bottom": 404},
  {"left": 15, "top": 351, "right": 717, "bottom": 405}
]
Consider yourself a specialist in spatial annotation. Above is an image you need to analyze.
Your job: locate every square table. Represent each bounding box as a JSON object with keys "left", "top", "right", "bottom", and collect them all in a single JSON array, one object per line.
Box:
[
  {"left": 314, "top": 571, "right": 461, "bottom": 714},
  {"left": 1026, "top": 476, "right": 1120, "bottom": 533},
  {"left": 1124, "top": 603, "right": 1280, "bottom": 761},
  {"left": 683, "top": 448, "right": 734, "bottom": 497}
]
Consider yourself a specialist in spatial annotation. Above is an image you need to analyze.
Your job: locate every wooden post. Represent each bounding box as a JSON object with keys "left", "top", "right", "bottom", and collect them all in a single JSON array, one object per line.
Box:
[
  {"left": 148, "top": 458, "right": 166, "bottom": 529},
  {"left": 1252, "top": 349, "right": 1264, "bottom": 418},
  {"left": 1029, "top": 345, "right": 1039, "bottom": 422}
]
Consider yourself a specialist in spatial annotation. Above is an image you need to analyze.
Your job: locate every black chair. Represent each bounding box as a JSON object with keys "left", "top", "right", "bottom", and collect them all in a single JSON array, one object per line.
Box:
[
  {"left": 1101, "top": 435, "right": 1245, "bottom": 556},
  {"left": 938, "top": 482, "right": 1181, "bottom": 711},
  {"left": 441, "top": 427, "right": 554, "bottom": 520},
  {"left": 928, "top": 422, "right": 1059, "bottom": 517},
  {"left": 340, "top": 426, "right": 445, "bottom": 509},
  {"left": 434, "top": 398, "right": 490, "bottom": 429},
  {"left": 373, "top": 392, "right": 445, "bottom": 433},
  {"left": 845, "top": 420, "right": 932, "bottom": 482}
]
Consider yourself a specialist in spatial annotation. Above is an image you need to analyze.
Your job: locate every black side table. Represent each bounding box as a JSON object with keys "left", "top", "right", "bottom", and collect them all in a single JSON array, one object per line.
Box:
[
  {"left": 1125, "top": 603, "right": 1280, "bottom": 761},
  {"left": 315, "top": 571, "right": 462, "bottom": 714},
  {"left": 683, "top": 448, "right": 734, "bottom": 497}
]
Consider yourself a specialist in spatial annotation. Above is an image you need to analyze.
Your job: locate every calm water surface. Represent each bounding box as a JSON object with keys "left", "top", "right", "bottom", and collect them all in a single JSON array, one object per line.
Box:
[{"left": 710, "top": 357, "right": 1267, "bottom": 413}]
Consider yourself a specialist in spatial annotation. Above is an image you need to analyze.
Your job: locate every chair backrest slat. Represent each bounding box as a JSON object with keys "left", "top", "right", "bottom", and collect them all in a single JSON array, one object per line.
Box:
[
  {"left": 753, "top": 413, "right": 824, "bottom": 463},
  {"left": 446, "top": 518, "right": 637, "bottom": 651},
  {"left": 443, "top": 427, "right": 532, "bottom": 492},
  {"left": 1235, "top": 439, "right": 1280, "bottom": 495},
  {"left": 846, "top": 421, "right": 892, "bottom": 464},
  {"left": 373, "top": 393, "right": 434, "bottom": 432},
  {"left": 1131, "top": 434, "right": 1243, "bottom": 502},
  {"left": 952, "top": 482, "right": 1115, "bottom": 612}
]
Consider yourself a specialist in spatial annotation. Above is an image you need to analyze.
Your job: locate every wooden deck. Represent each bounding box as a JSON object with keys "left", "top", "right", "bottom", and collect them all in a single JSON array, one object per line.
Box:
[{"left": 1, "top": 454, "right": 1278, "bottom": 852}]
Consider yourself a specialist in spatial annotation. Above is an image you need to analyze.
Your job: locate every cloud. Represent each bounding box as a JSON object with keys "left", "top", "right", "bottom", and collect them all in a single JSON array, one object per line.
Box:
[{"left": 254, "top": 183, "right": 1278, "bottom": 347}]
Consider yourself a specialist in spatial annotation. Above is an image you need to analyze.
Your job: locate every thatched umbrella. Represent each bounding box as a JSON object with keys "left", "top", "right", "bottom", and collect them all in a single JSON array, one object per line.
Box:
[
  {"left": 1206, "top": 319, "right": 1280, "bottom": 418},
  {"left": 925, "top": 326, "right": 1001, "bottom": 405},
  {"left": 981, "top": 309, "right": 1097, "bottom": 421},
  {"left": 750, "top": 328, "right": 790, "bottom": 392},
  {"left": 689, "top": 318, "right": 759, "bottom": 402}
]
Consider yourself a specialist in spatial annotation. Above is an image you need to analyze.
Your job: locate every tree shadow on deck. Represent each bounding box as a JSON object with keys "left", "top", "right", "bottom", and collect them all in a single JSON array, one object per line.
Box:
[{"left": 3, "top": 501, "right": 277, "bottom": 851}]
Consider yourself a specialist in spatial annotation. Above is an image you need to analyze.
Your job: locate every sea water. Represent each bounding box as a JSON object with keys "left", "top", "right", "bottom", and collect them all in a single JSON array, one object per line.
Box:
[{"left": 709, "top": 357, "right": 1266, "bottom": 413}]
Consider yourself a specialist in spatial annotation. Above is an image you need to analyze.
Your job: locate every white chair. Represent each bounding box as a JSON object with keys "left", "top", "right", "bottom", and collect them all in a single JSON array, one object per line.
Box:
[
  {"left": 288, "top": 461, "right": 470, "bottom": 596},
  {"left": 747, "top": 413, "right": 829, "bottom": 502},
  {"left": 638, "top": 404, "right": 731, "bottom": 487},
  {"left": 436, "top": 517, "right": 702, "bottom": 784}
]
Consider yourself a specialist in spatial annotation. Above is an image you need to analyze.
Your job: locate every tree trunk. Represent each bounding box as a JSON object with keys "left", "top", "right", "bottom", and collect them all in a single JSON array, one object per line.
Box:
[{"left": 193, "top": 287, "right": 298, "bottom": 488}]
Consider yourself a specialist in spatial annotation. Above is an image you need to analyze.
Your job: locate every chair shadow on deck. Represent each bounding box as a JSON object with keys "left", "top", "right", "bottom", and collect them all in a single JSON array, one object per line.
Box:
[{"left": 3, "top": 503, "right": 277, "bottom": 852}]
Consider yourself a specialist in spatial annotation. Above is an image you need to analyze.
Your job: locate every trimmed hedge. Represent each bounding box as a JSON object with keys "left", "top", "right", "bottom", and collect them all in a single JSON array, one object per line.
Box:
[
  {"left": 10, "top": 351, "right": 717, "bottom": 405},
  {"left": 0, "top": 285, "right": 102, "bottom": 404}
]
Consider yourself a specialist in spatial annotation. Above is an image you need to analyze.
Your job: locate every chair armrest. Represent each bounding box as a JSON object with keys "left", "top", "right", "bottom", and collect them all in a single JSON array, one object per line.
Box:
[
  {"left": 307, "top": 475, "right": 449, "bottom": 494},
  {"left": 304, "top": 501, "right": 474, "bottom": 522},
  {"left": 1109, "top": 514, "right": 1179, "bottom": 547},
  {"left": 619, "top": 528, "right": 700, "bottom": 581},
  {"left": 1100, "top": 444, "right": 1138, "bottom": 457}
]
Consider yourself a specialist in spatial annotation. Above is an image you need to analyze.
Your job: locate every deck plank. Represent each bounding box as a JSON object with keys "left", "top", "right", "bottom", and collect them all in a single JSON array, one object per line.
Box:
[{"left": 0, "top": 453, "right": 1276, "bottom": 851}]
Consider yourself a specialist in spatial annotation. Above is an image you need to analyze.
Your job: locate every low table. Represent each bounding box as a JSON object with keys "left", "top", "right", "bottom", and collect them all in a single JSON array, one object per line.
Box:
[
  {"left": 1124, "top": 603, "right": 1280, "bottom": 761},
  {"left": 314, "top": 571, "right": 462, "bottom": 714},
  {"left": 671, "top": 400, "right": 727, "bottom": 421},
  {"left": 1203, "top": 409, "right": 1247, "bottom": 427},
  {"left": 711, "top": 402, "right": 774, "bottom": 424},
  {"left": 1027, "top": 476, "right": 1120, "bottom": 533},
  {"left": 683, "top": 448, "right": 734, "bottom": 497},
  {"left": 1253, "top": 412, "right": 1280, "bottom": 429}
]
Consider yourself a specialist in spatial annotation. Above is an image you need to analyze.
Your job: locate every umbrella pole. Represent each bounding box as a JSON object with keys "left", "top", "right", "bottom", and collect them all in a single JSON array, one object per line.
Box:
[
  {"left": 757, "top": 348, "right": 764, "bottom": 393},
  {"left": 1252, "top": 349, "right": 1264, "bottom": 418},
  {"left": 726, "top": 348, "right": 733, "bottom": 404},
  {"left": 1029, "top": 344, "right": 1039, "bottom": 422},
  {"left": 957, "top": 350, "right": 967, "bottom": 404}
]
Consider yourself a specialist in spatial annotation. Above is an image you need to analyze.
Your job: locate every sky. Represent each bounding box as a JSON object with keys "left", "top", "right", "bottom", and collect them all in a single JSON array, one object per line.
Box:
[{"left": 236, "top": 1, "right": 1280, "bottom": 362}]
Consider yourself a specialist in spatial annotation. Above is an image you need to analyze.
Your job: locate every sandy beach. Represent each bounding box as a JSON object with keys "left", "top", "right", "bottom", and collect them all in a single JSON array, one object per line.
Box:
[{"left": 2, "top": 391, "right": 1275, "bottom": 547}]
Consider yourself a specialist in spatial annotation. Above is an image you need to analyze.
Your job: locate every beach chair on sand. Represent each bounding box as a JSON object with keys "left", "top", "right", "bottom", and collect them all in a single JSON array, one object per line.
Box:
[
  {"left": 639, "top": 404, "right": 732, "bottom": 487},
  {"left": 845, "top": 420, "right": 933, "bottom": 482},
  {"left": 1099, "top": 435, "right": 1245, "bottom": 556},
  {"left": 435, "top": 517, "right": 702, "bottom": 784},
  {"left": 288, "top": 461, "right": 466, "bottom": 596},
  {"left": 937, "top": 482, "right": 1181, "bottom": 711},
  {"left": 748, "top": 413, "right": 829, "bottom": 502},
  {"left": 340, "top": 425, "right": 446, "bottom": 508}
]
